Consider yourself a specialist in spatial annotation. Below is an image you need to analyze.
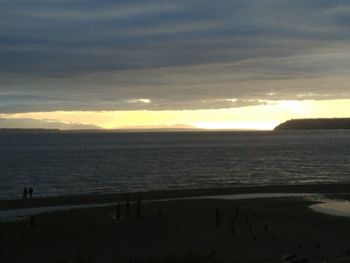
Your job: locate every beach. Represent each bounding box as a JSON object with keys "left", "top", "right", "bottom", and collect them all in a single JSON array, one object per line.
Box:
[{"left": 1, "top": 184, "right": 350, "bottom": 263}]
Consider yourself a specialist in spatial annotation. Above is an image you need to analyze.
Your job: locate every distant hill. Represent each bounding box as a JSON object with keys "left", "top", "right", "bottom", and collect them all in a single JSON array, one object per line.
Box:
[
  {"left": 274, "top": 118, "right": 350, "bottom": 130},
  {"left": 0, "top": 128, "right": 201, "bottom": 134},
  {"left": 0, "top": 118, "right": 101, "bottom": 130},
  {"left": 0, "top": 128, "right": 61, "bottom": 134}
]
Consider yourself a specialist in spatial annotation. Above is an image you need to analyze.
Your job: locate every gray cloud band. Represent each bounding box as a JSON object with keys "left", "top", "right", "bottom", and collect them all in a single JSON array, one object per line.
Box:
[{"left": 1, "top": 0, "right": 350, "bottom": 112}]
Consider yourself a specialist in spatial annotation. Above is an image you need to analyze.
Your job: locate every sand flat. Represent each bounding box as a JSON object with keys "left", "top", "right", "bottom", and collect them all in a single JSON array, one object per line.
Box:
[
  {"left": 1, "top": 184, "right": 350, "bottom": 262},
  {"left": 0, "top": 193, "right": 322, "bottom": 222}
]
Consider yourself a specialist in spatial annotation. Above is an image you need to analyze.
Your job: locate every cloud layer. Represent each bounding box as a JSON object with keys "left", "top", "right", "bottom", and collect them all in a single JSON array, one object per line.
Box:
[{"left": 1, "top": 0, "right": 350, "bottom": 112}]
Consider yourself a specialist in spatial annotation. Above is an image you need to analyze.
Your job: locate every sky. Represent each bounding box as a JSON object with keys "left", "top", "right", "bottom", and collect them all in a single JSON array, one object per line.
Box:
[{"left": 1, "top": 0, "right": 349, "bottom": 130}]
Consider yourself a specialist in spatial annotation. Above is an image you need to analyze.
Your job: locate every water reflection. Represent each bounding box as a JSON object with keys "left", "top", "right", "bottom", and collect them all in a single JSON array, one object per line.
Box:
[{"left": 310, "top": 199, "right": 350, "bottom": 217}]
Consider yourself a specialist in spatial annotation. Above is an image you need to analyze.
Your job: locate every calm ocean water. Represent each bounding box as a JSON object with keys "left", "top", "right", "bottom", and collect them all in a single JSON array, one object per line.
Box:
[{"left": 0, "top": 130, "right": 349, "bottom": 199}]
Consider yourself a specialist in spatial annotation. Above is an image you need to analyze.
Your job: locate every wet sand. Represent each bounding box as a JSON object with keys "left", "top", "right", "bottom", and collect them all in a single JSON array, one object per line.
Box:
[{"left": 1, "top": 184, "right": 350, "bottom": 262}]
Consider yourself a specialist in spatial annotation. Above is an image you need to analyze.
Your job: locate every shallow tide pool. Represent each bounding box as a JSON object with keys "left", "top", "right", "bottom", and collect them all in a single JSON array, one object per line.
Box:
[{"left": 310, "top": 199, "right": 350, "bottom": 217}]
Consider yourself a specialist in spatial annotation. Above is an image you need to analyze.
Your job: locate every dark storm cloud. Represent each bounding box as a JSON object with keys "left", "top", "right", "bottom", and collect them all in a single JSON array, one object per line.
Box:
[{"left": 1, "top": 0, "right": 350, "bottom": 112}]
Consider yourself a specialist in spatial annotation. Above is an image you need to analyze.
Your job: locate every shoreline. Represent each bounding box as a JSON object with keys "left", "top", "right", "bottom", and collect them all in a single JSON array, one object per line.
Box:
[
  {"left": 2, "top": 183, "right": 349, "bottom": 211},
  {"left": 1, "top": 193, "right": 328, "bottom": 222},
  {"left": 2, "top": 183, "right": 350, "bottom": 262}
]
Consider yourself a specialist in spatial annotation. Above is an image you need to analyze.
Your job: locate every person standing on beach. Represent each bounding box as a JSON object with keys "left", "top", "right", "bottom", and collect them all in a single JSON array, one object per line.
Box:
[
  {"left": 23, "top": 187, "right": 28, "bottom": 200},
  {"left": 28, "top": 187, "right": 33, "bottom": 199}
]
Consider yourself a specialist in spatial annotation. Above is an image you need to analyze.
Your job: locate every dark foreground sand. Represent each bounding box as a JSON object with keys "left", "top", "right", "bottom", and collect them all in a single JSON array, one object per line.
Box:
[{"left": 1, "top": 184, "right": 350, "bottom": 263}]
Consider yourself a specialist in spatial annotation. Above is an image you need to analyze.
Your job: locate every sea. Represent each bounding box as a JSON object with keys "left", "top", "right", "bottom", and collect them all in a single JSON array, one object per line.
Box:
[{"left": 0, "top": 130, "right": 349, "bottom": 199}]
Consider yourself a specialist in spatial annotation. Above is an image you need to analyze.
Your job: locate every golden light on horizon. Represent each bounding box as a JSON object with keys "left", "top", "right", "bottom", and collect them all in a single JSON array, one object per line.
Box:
[
  {"left": 277, "top": 100, "right": 305, "bottom": 115},
  {"left": 193, "top": 121, "right": 279, "bottom": 130},
  {"left": 0, "top": 99, "right": 349, "bottom": 130}
]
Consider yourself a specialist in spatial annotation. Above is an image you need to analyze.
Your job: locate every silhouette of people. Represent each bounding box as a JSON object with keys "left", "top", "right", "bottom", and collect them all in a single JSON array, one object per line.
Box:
[
  {"left": 28, "top": 187, "right": 33, "bottom": 199},
  {"left": 23, "top": 187, "right": 28, "bottom": 200}
]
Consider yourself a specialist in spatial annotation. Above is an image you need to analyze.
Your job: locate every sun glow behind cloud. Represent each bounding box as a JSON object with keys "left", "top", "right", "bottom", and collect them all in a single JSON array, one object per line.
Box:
[
  {"left": 193, "top": 121, "right": 277, "bottom": 130},
  {"left": 0, "top": 99, "right": 349, "bottom": 130}
]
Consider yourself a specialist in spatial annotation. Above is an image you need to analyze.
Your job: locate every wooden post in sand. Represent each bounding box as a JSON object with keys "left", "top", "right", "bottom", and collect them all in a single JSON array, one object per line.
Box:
[
  {"left": 30, "top": 215, "right": 35, "bottom": 228},
  {"left": 215, "top": 208, "right": 220, "bottom": 227},
  {"left": 116, "top": 203, "right": 121, "bottom": 220},
  {"left": 231, "top": 220, "right": 235, "bottom": 234},
  {"left": 264, "top": 224, "right": 268, "bottom": 232},
  {"left": 136, "top": 196, "right": 141, "bottom": 218},
  {"left": 126, "top": 197, "right": 130, "bottom": 219}
]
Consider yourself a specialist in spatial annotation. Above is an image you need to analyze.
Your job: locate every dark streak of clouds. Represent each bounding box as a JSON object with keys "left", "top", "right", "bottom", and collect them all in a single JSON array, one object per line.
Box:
[{"left": 1, "top": 0, "right": 350, "bottom": 112}]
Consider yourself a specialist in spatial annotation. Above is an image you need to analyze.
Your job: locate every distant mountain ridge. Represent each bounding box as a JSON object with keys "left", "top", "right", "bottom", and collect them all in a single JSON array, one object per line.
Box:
[
  {"left": 274, "top": 118, "right": 350, "bottom": 130},
  {"left": 0, "top": 128, "right": 200, "bottom": 134},
  {"left": 0, "top": 118, "right": 101, "bottom": 130},
  {"left": 0, "top": 128, "right": 61, "bottom": 134}
]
